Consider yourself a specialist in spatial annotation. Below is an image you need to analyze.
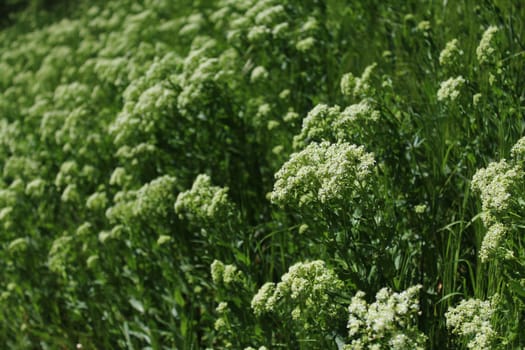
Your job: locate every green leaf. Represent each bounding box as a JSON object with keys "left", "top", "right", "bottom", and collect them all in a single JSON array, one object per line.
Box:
[{"left": 129, "top": 298, "right": 145, "bottom": 314}]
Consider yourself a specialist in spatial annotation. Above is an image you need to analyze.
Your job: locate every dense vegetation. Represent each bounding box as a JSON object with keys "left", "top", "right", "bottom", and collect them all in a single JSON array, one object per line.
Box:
[{"left": 1, "top": 0, "right": 524, "bottom": 348}]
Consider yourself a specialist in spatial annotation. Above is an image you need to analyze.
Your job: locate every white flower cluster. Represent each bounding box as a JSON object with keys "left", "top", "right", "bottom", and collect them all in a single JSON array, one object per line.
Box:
[
  {"left": 510, "top": 136, "right": 525, "bottom": 161},
  {"left": 133, "top": 175, "right": 178, "bottom": 220},
  {"left": 251, "top": 260, "right": 345, "bottom": 331},
  {"left": 250, "top": 65, "right": 269, "bottom": 83},
  {"left": 471, "top": 159, "right": 520, "bottom": 215},
  {"left": 479, "top": 222, "right": 507, "bottom": 262},
  {"left": 25, "top": 178, "right": 46, "bottom": 198},
  {"left": 55, "top": 160, "right": 79, "bottom": 188},
  {"left": 271, "top": 141, "right": 376, "bottom": 207},
  {"left": 93, "top": 57, "right": 129, "bottom": 87},
  {"left": 3, "top": 156, "right": 39, "bottom": 181},
  {"left": 296, "top": 37, "right": 315, "bottom": 52},
  {"left": 211, "top": 259, "right": 244, "bottom": 287},
  {"left": 293, "top": 101, "right": 380, "bottom": 148},
  {"left": 48, "top": 235, "right": 73, "bottom": 274},
  {"left": 110, "top": 53, "right": 179, "bottom": 146},
  {"left": 344, "top": 285, "right": 426, "bottom": 349},
  {"left": 472, "top": 93, "right": 482, "bottom": 107},
  {"left": 179, "top": 13, "right": 205, "bottom": 37},
  {"left": 340, "top": 63, "right": 377, "bottom": 99},
  {"left": 109, "top": 167, "right": 131, "bottom": 188},
  {"left": 439, "top": 39, "right": 463, "bottom": 67},
  {"left": 8, "top": 237, "right": 28, "bottom": 253},
  {"left": 251, "top": 282, "right": 277, "bottom": 315},
  {"left": 175, "top": 174, "right": 235, "bottom": 225},
  {"left": 293, "top": 104, "right": 341, "bottom": 147},
  {"left": 86, "top": 191, "right": 108, "bottom": 211},
  {"left": 437, "top": 76, "right": 465, "bottom": 102},
  {"left": 333, "top": 100, "right": 380, "bottom": 140},
  {"left": 446, "top": 296, "right": 497, "bottom": 350},
  {"left": 472, "top": 139, "right": 525, "bottom": 263},
  {"left": 55, "top": 161, "right": 95, "bottom": 203},
  {"left": 177, "top": 48, "right": 226, "bottom": 113},
  {"left": 476, "top": 26, "right": 499, "bottom": 64},
  {"left": 105, "top": 190, "right": 137, "bottom": 225}
]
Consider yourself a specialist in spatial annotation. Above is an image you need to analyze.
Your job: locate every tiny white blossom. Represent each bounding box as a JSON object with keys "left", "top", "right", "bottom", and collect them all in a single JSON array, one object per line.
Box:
[
  {"left": 250, "top": 66, "right": 268, "bottom": 83},
  {"left": 437, "top": 76, "right": 465, "bottom": 102},
  {"left": 471, "top": 159, "right": 520, "bottom": 215},
  {"left": 446, "top": 296, "right": 497, "bottom": 350},
  {"left": 271, "top": 141, "right": 375, "bottom": 207},
  {"left": 439, "top": 38, "right": 463, "bottom": 66},
  {"left": 479, "top": 222, "right": 507, "bottom": 262},
  {"left": 476, "top": 26, "right": 498, "bottom": 64}
]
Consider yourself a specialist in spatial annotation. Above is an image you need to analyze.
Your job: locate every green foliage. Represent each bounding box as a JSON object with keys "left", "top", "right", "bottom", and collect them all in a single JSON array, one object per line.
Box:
[{"left": 0, "top": 0, "right": 525, "bottom": 349}]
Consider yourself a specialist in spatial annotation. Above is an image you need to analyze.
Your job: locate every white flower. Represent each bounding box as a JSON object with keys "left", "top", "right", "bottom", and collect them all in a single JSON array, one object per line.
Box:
[
  {"left": 446, "top": 296, "right": 497, "bottom": 350},
  {"left": 340, "top": 72, "right": 356, "bottom": 96},
  {"left": 346, "top": 285, "right": 425, "bottom": 348},
  {"left": 175, "top": 174, "right": 235, "bottom": 224},
  {"left": 437, "top": 76, "right": 465, "bottom": 102},
  {"left": 341, "top": 63, "right": 377, "bottom": 98},
  {"left": 473, "top": 93, "right": 482, "bottom": 107},
  {"left": 510, "top": 136, "right": 525, "bottom": 161},
  {"left": 293, "top": 104, "right": 341, "bottom": 147},
  {"left": 247, "top": 25, "right": 270, "bottom": 42},
  {"left": 251, "top": 260, "right": 344, "bottom": 330},
  {"left": 211, "top": 259, "right": 225, "bottom": 284},
  {"left": 471, "top": 159, "right": 520, "bottom": 215},
  {"left": 296, "top": 37, "right": 315, "bottom": 52},
  {"left": 476, "top": 26, "right": 498, "bottom": 64},
  {"left": 210, "top": 259, "right": 243, "bottom": 287},
  {"left": 223, "top": 264, "right": 239, "bottom": 285},
  {"left": 134, "top": 175, "right": 177, "bottom": 219},
  {"left": 254, "top": 5, "right": 285, "bottom": 26},
  {"left": 439, "top": 38, "right": 463, "bottom": 66},
  {"left": 61, "top": 184, "right": 80, "bottom": 203},
  {"left": 25, "top": 178, "right": 46, "bottom": 197},
  {"left": 271, "top": 141, "right": 375, "bottom": 206},
  {"left": 251, "top": 282, "right": 276, "bottom": 315},
  {"left": 216, "top": 301, "right": 228, "bottom": 314},
  {"left": 479, "top": 222, "right": 507, "bottom": 262},
  {"left": 417, "top": 21, "right": 431, "bottom": 31},
  {"left": 250, "top": 66, "right": 268, "bottom": 83},
  {"left": 86, "top": 191, "right": 108, "bottom": 211}
]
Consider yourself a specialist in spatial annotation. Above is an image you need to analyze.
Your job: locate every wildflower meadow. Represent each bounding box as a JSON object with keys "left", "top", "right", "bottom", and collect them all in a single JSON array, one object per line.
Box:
[{"left": 0, "top": 0, "right": 524, "bottom": 349}]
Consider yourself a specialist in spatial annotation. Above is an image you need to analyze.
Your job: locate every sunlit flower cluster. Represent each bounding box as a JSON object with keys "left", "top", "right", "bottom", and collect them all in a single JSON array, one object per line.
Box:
[
  {"left": 476, "top": 26, "right": 499, "bottom": 64},
  {"left": 211, "top": 259, "right": 244, "bottom": 287},
  {"left": 446, "top": 296, "right": 497, "bottom": 350},
  {"left": 333, "top": 100, "right": 380, "bottom": 140},
  {"left": 271, "top": 141, "right": 376, "bottom": 207},
  {"left": 479, "top": 222, "right": 508, "bottom": 262},
  {"left": 86, "top": 191, "right": 108, "bottom": 211},
  {"left": 250, "top": 66, "right": 269, "bottom": 83},
  {"left": 472, "top": 138, "right": 525, "bottom": 265},
  {"left": 175, "top": 174, "right": 236, "bottom": 225},
  {"left": 344, "top": 285, "right": 426, "bottom": 349},
  {"left": 439, "top": 38, "right": 463, "bottom": 67},
  {"left": 251, "top": 260, "right": 345, "bottom": 331},
  {"left": 341, "top": 63, "right": 377, "bottom": 99},
  {"left": 293, "top": 104, "right": 341, "bottom": 147},
  {"left": 471, "top": 159, "right": 520, "bottom": 216},
  {"left": 293, "top": 100, "right": 380, "bottom": 148},
  {"left": 110, "top": 53, "right": 179, "bottom": 146},
  {"left": 133, "top": 175, "right": 178, "bottom": 220},
  {"left": 437, "top": 76, "right": 465, "bottom": 102},
  {"left": 510, "top": 136, "right": 525, "bottom": 161}
]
